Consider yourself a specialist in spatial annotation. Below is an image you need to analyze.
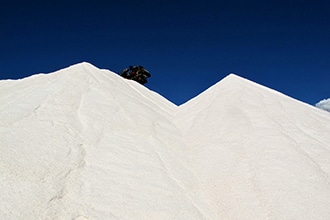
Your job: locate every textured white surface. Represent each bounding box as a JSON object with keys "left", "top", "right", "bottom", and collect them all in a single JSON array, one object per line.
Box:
[{"left": 1, "top": 62, "right": 330, "bottom": 219}]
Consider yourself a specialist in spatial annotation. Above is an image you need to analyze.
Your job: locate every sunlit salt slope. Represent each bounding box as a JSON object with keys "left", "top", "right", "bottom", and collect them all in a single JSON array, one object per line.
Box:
[{"left": 1, "top": 62, "right": 330, "bottom": 220}]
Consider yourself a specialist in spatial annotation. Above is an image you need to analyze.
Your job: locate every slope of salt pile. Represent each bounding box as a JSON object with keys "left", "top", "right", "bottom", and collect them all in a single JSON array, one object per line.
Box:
[{"left": 178, "top": 74, "right": 330, "bottom": 219}]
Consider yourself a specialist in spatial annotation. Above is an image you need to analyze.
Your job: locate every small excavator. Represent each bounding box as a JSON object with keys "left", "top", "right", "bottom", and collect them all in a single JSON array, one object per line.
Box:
[{"left": 120, "top": 66, "right": 151, "bottom": 85}]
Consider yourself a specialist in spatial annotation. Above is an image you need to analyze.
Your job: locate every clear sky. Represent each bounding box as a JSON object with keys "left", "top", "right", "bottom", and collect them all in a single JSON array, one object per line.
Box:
[{"left": 1, "top": 0, "right": 329, "bottom": 105}]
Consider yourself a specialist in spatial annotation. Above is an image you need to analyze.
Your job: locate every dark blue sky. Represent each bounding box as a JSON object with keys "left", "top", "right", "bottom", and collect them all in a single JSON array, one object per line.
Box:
[{"left": 1, "top": 0, "right": 329, "bottom": 105}]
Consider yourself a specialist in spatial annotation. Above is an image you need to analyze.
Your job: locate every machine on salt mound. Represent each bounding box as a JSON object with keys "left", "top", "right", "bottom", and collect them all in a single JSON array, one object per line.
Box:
[{"left": 1, "top": 62, "right": 330, "bottom": 220}]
